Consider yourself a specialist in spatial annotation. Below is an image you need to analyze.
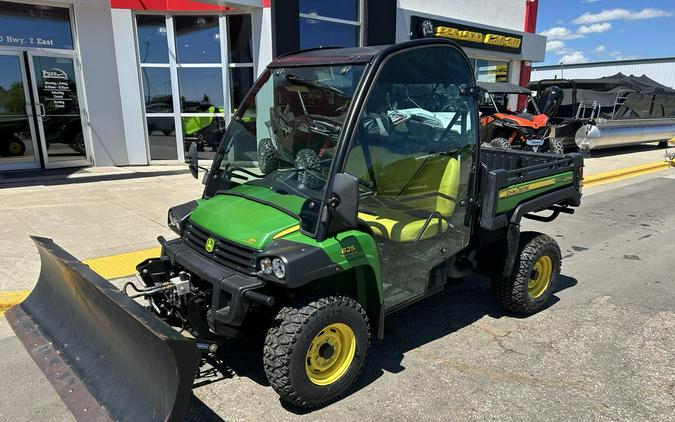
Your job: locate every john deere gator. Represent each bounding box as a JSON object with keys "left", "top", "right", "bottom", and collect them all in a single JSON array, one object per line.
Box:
[{"left": 7, "top": 39, "right": 584, "bottom": 421}]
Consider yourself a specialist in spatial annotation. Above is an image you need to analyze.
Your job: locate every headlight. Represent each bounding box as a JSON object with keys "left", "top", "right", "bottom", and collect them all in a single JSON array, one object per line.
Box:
[
  {"left": 168, "top": 209, "right": 181, "bottom": 234},
  {"left": 260, "top": 257, "right": 273, "bottom": 275},
  {"left": 272, "top": 258, "right": 286, "bottom": 279},
  {"left": 167, "top": 201, "right": 198, "bottom": 235}
]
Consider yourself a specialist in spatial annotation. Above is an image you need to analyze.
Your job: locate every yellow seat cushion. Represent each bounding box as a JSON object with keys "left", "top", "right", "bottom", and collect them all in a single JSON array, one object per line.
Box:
[
  {"left": 358, "top": 211, "right": 449, "bottom": 242},
  {"left": 345, "top": 142, "right": 461, "bottom": 243}
]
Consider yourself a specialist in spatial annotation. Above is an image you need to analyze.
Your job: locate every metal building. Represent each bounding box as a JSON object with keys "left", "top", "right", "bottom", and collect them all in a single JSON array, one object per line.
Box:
[{"left": 531, "top": 57, "right": 675, "bottom": 89}]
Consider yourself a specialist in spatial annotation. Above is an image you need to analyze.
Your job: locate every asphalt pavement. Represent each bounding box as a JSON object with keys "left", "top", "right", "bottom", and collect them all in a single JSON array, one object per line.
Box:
[{"left": 1, "top": 168, "right": 673, "bottom": 421}]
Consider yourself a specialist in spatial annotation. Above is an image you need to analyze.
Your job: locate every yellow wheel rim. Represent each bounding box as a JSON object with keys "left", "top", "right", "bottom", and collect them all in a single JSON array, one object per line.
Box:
[
  {"left": 305, "top": 322, "right": 356, "bottom": 386},
  {"left": 528, "top": 255, "right": 553, "bottom": 299},
  {"left": 8, "top": 142, "right": 22, "bottom": 154}
]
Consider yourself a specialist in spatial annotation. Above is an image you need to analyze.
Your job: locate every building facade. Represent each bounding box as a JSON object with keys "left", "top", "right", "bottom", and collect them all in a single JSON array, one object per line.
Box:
[
  {"left": 532, "top": 57, "right": 675, "bottom": 90},
  {"left": 0, "top": 0, "right": 545, "bottom": 172}
]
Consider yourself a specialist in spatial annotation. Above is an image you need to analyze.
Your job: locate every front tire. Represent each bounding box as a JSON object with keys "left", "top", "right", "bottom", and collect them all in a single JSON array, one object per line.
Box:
[
  {"left": 493, "top": 232, "right": 561, "bottom": 314},
  {"left": 263, "top": 294, "right": 370, "bottom": 408}
]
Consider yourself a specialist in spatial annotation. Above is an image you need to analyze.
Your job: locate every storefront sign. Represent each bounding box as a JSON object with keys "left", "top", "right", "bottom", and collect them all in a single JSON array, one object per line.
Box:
[
  {"left": 0, "top": 34, "right": 56, "bottom": 47},
  {"left": 0, "top": 1, "right": 74, "bottom": 50},
  {"left": 42, "top": 68, "right": 71, "bottom": 109},
  {"left": 410, "top": 16, "right": 523, "bottom": 54}
]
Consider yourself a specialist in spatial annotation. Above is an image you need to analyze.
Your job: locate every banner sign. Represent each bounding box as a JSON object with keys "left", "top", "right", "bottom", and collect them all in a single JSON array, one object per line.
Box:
[{"left": 410, "top": 16, "right": 523, "bottom": 55}]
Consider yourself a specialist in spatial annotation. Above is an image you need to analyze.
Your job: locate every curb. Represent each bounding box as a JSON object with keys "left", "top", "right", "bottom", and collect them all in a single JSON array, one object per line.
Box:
[
  {"left": 585, "top": 159, "right": 674, "bottom": 187},
  {"left": 0, "top": 291, "right": 30, "bottom": 316}
]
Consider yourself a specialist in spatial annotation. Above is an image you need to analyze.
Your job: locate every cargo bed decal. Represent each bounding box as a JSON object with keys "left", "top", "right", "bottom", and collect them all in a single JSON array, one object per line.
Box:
[{"left": 497, "top": 172, "right": 574, "bottom": 213}]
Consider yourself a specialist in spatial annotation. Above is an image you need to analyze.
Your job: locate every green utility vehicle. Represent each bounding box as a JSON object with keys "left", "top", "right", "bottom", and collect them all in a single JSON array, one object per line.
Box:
[{"left": 8, "top": 39, "right": 583, "bottom": 421}]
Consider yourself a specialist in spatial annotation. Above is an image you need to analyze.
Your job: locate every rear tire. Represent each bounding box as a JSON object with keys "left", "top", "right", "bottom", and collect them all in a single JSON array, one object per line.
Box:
[
  {"left": 258, "top": 138, "right": 278, "bottom": 174},
  {"left": 545, "top": 137, "right": 565, "bottom": 155},
  {"left": 493, "top": 232, "right": 561, "bottom": 314},
  {"left": 488, "top": 137, "right": 511, "bottom": 149},
  {"left": 263, "top": 294, "right": 370, "bottom": 408}
]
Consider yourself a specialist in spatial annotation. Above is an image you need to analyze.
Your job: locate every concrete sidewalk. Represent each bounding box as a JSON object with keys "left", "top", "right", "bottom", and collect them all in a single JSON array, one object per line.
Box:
[
  {"left": 582, "top": 143, "right": 673, "bottom": 173},
  {"left": 0, "top": 143, "right": 672, "bottom": 291},
  {"left": 1, "top": 166, "right": 202, "bottom": 290}
]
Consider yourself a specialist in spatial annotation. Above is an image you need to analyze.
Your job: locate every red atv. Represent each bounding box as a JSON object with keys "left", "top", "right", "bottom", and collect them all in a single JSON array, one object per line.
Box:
[{"left": 479, "top": 81, "right": 564, "bottom": 154}]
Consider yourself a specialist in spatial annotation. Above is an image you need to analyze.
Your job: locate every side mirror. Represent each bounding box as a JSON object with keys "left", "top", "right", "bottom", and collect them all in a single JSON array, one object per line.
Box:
[
  {"left": 186, "top": 142, "right": 199, "bottom": 179},
  {"left": 327, "top": 173, "right": 359, "bottom": 233},
  {"left": 300, "top": 173, "right": 359, "bottom": 241}
]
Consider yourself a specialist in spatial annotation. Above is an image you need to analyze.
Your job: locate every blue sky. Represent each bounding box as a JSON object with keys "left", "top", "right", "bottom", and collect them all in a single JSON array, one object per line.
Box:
[{"left": 538, "top": 0, "right": 675, "bottom": 65}]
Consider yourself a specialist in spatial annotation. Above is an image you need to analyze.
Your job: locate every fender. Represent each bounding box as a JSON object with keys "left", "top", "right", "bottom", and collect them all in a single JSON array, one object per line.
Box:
[{"left": 260, "top": 228, "right": 384, "bottom": 334}]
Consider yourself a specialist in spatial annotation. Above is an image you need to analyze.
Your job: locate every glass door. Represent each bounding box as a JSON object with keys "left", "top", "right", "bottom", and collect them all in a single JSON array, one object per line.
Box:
[
  {"left": 28, "top": 51, "right": 89, "bottom": 168},
  {"left": 0, "top": 50, "right": 40, "bottom": 170}
]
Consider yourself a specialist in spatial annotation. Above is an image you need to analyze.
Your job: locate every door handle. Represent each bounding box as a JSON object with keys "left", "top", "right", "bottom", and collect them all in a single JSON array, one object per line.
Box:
[{"left": 36, "top": 103, "right": 46, "bottom": 116}]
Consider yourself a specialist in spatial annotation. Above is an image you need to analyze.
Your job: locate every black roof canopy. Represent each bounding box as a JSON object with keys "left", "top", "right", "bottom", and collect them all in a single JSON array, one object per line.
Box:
[
  {"left": 267, "top": 38, "right": 476, "bottom": 71},
  {"left": 477, "top": 81, "right": 531, "bottom": 95},
  {"left": 269, "top": 45, "right": 388, "bottom": 68}
]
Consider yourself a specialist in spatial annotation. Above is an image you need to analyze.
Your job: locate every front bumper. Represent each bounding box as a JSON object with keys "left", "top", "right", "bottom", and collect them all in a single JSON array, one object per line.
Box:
[{"left": 162, "top": 238, "right": 264, "bottom": 335}]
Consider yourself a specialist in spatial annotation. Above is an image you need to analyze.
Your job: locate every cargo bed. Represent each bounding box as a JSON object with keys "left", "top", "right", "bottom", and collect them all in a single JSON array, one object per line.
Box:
[{"left": 478, "top": 147, "right": 583, "bottom": 231}]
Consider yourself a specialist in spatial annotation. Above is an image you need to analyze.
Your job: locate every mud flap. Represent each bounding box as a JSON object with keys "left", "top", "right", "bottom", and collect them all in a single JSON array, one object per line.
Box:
[{"left": 5, "top": 237, "right": 201, "bottom": 421}]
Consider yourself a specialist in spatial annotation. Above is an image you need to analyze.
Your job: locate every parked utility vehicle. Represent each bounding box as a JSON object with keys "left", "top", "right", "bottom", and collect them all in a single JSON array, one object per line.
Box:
[
  {"left": 479, "top": 81, "right": 564, "bottom": 154},
  {"left": 7, "top": 39, "right": 584, "bottom": 422}
]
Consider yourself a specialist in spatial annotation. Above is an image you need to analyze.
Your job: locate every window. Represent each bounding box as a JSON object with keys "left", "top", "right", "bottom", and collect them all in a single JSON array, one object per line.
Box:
[
  {"left": 174, "top": 16, "right": 221, "bottom": 64},
  {"left": 299, "top": 0, "right": 361, "bottom": 49},
  {"left": 137, "top": 15, "right": 168, "bottom": 63},
  {"left": 476, "top": 59, "right": 509, "bottom": 83},
  {"left": 177, "top": 68, "right": 224, "bottom": 112},
  {"left": 0, "top": 1, "right": 73, "bottom": 50},
  {"left": 136, "top": 14, "right": 254, "bottom": 162},
  {"left": 137, "top": 15, "right": 176, "bottom": 160},
  {"left": 227, "top": 15, "right": 254, "bottom": 113},
  {"left": 141, "top": 67, "right": 173, "bottom": 113},
  {"left": 344, "top": 47, "right": 475, "bottom": 198}
]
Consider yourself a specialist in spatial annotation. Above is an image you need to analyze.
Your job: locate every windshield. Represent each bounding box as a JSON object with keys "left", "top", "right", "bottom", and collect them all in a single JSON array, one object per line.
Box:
[{"left": 211, "top": 64, "right": 366, "bottom": 204}]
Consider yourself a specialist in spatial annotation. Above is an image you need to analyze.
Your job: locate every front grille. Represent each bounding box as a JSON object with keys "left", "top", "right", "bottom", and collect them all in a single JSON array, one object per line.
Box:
[{"left": 183, "top": 222, "right": 259, "bottom": 275}]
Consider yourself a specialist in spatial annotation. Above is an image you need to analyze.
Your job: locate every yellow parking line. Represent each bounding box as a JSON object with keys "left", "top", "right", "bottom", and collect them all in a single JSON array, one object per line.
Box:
[
  {"left": 82, "top": 246, "right": 162, "bottom": 280},
  {"left": 0, "top": 290, "right": 30, "bottom": 316},
  {"left": 585, "top": 159, "right": 674, "bottom": 188}
]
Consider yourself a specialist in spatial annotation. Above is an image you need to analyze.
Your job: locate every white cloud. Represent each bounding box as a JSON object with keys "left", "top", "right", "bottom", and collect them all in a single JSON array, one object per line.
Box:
[
  {"left": 560, "top": 51, "right": 589, "bottom": 64},
  {"left": 609, "top": 51, "right": 640, "bottom": 61},
  {"left": 582, "top": 0, "right": 601, "bottom": 3},
  {"left": 546, "top": 40, "right": 566, "bottom": 53},
  {"left": 573, "top": 8, "right": 673, "bottom": 25},
  {"left": 595, "top": 45, "right": 606, "bottom": 53},
  {"left": 540, "top": 27, "right": 584, "bottom": 40},
  {"left": 577, "top": 22, "right": 613, "bottom": 34}
]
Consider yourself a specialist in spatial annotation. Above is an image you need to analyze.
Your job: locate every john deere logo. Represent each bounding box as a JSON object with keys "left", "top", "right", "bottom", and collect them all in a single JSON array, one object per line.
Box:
[{"left": 205, "top": 237, "right": 215, "bottom": 253}]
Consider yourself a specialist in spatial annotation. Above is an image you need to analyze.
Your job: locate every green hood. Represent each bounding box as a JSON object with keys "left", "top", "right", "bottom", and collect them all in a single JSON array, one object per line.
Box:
[{"left": 189, "top": 184, "right": 305, "bottom": 249}]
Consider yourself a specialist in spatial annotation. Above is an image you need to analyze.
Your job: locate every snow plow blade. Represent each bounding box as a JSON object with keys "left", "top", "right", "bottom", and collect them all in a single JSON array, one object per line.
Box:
[{"left": 5, "top": 237, "right": 200, "bottom": 422}]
